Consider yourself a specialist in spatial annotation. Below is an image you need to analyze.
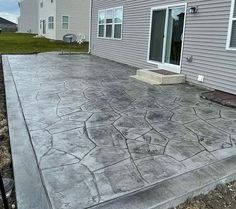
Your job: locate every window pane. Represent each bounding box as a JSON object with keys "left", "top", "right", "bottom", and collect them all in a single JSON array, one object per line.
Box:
[
  {"left": 106, "top": 25, "right": 112, "bottom": 37},
  {"left": 106, "top": 9, "right": 113, "bottom": 23},
  {"left": 99, "top": 11, "right": 105, "bottom": 24},
  {"left": 63, "top": 16, "right": 69, "bottom": 23},
  {"left": 149, "top": 10, "right": 166, "bottom": 62},
  {"left": 99, "top": 25, "right": 104, "bottom": 37},
  {"left": 165, "top": 7, "right": 185, "bottom": 65},
  {"left": 230, "top": 20, "right": 236, "bottom": 47},
  {"left": 114, "top": 24, "right": 121, "bottom": 38},
  {"left": 63, "top": 23, "right": 68, "bottom": 29},
  {"left": 115, "top": 8, "right": 123, "bottom": 23},
  {"left": 234, "top": 0, "right": 236, "bottom": 17}
]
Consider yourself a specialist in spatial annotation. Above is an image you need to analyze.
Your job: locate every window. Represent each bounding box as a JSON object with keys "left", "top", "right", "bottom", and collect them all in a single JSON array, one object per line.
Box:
[
  {"left": 40, "top": 2, "right": 43, "bottom": 8},
  {"left": 48, "top": 16, "right": 54, "bottom": 29},
  {"left": 114, "top": 7, "right": 123, "bottom": 38},
  {"left": 227, "top": 0, "right": 236, "bottom": 49},
  {"left": 62, "top": 16, "right": 69, "bottom": 29},
  {"left": 98, "top": 10, "right": 105, "bottom": 37},
  {"left": 98, "top": 7, "right": 123, "bottom": 39},
  {"left": 105, "top": 9, "right": 113, "bottom": 38},
  {"left": 51, "top": 0, "right": 53, "bottom": 2}
]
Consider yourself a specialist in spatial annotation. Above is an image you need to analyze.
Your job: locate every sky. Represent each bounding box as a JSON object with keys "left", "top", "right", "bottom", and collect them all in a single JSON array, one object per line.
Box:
[{"left": 0, "top": 0, "right": 19, "bottom": 23}]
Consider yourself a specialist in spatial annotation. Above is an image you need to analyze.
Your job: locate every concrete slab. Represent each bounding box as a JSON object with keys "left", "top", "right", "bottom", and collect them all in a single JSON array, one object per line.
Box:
[
  {"left": 132, "top": 69, "right": 186, "bottom": 85},
  {"left": 3, "top": 53, "right": 236, "bottom": 209}
]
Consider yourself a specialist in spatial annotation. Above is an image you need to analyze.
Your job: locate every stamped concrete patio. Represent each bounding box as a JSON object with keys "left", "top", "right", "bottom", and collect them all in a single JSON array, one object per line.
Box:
[{"left": 3, "top": 53, "right": 236, "bottom": 209}]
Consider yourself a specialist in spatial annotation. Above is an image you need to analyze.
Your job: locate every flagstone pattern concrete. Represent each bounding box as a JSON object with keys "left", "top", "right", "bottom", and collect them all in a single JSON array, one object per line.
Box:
[{"left": 4, "top": 53, "right": 236, "bottom": 209}]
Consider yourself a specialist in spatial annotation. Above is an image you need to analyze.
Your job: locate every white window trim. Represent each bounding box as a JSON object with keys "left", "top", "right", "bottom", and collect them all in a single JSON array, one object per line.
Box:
[
  {"left": 97, "top": 6, "right": 123, "bottom": 40},
  {"left": 147, "top": 3, "right": 187, "bottom": 74},
  {"left": 105, "top": 8, "right": 114, "bottom": 39},
  {"left": 226, "top": 0, "right": 236, "bottom": 50},
  {"left": 114, "top": 7, "right": 123, "bottom": 39},
  {"left": 48, "top": 16, "right": 54, "bottom": 29},
  {"left": 97, "top": 10, "right": 105, "bottom": 38},
  {"left": 62, "top": 15, "right": 69, "bottom": 30}
]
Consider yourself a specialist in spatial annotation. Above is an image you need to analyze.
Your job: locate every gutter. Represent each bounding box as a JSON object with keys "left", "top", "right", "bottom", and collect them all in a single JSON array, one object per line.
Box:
[{"left": 88, "top": 0, "right": 92, "bottom": 54}]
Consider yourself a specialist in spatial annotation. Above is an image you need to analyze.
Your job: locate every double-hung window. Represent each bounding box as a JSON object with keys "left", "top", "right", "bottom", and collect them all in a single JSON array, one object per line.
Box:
[
  {"left": 98, "top": 7, "right": 123, "bottom": 39},
  {"left": 62, "top": 16, "right": 69, "bottom": 29},
  {"left": 48, "top": 16, "right": 54, "bottom": 29},
  {"left": 114, "top": 7, "right": 123, "bottom": 39},
  {"left": 98, "top": 10, "right": 105, "bottom": 37},
  {"left": 227, "top": 0, "right": 236, "bottom": 49},
  {"left": 105, "top": 9, "right": 113, "bottom": 38}
]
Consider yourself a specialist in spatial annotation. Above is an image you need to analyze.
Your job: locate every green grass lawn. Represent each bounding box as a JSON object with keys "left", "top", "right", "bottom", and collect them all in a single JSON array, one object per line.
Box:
[{"left": 0, "top": 32, "right": 88, "bottom": 54}]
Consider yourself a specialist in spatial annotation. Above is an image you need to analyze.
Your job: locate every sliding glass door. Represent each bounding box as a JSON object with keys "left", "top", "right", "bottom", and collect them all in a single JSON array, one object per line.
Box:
[
  {"left": 149, "top": 10, "right": 166, "bottom": 62},
  {"left": 149, "top": 5, "right": 186, "bottom": 71}
]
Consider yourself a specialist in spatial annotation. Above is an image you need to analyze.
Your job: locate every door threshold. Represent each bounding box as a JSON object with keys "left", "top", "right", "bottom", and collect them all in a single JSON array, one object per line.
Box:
[{"left": 150, "top": 69, "right": 178, "bottom": 75}]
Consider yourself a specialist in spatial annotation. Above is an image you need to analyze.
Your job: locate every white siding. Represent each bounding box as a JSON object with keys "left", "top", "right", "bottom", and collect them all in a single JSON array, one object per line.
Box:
[
  {"left": 56, "top": 0, "right": 90, "bottom": 41},
  {"left": 91, "top": 0, "right": 236, "bottom": 95},
  {"left": 38, "top": 0, "right": 90, "bottom": 41},
  {"left": 38, "top": 0, "right": 56, "bottom": 39},
  {"left": 18, "top": 0, "right": 39, "bottom": 34}
]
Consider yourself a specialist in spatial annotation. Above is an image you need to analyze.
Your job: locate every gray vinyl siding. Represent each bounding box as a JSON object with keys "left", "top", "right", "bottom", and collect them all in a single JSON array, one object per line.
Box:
[{"left": 91, "top": 0, "right": 236, "bottom": 95}]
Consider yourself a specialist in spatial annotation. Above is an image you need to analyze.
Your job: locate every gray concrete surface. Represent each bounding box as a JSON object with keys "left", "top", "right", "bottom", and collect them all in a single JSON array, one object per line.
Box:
[{"left": 3, "top": 53, "right": 236, "bottom": 209}]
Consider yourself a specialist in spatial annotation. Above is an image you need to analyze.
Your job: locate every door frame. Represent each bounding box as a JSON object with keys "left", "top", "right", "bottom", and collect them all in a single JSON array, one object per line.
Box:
[
  {"left": 42, "top": 19, "right": 46, "bottom": 35},
  {"left": 147, "top": 3, "right": 187, "bottom": 73}
]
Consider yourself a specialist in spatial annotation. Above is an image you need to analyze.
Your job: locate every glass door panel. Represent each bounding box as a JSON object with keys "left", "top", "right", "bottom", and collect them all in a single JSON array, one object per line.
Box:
[
  {"left": 165, "top": 7, "right": 185, "bottom": 65},
  {"left": 149, "top": 10, "right": 166, "bottom": 62}
]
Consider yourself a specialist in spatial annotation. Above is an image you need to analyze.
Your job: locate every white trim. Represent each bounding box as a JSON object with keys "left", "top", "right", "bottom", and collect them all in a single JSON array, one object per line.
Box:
[
  {"left": 97, "top": 6, "right": 123, "bottom": 40},
  {"left": 61, "top": 15, "right": 69, "bottom": 30},
  {"left": 48, "top": 16, "right": 54, "bottom": 29},
  {"left": 105, "top": 8, "right": 114, "bottom": 38},
  {"left": 89, "top": 0, "right": 92, "bottom": 53},
  {"left": 114, "top": 6, "right": 123, "bottom": 40},
  {"left": 162, "top": 9, "right": 169, "bottom": 63},
  {"left": 97, "top": 9, "right": 105, "bottom": 38},
  {"left": 147, "top": 3, "right": 187, "bottom": 73},
  {"left": 179, "top": 4, "right": 188, "bottom": 71},
  {"left": 226, "top": 0, "right": 236, "bottom": 50}
]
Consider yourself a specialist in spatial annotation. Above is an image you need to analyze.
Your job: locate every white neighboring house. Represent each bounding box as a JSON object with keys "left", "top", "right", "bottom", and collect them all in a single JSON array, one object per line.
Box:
[
  {"left": 38, "top": 0, "right": 90, "bottom": 41},
  {"left": 18, "top": 0, "right": 39, "bottom": 34}
]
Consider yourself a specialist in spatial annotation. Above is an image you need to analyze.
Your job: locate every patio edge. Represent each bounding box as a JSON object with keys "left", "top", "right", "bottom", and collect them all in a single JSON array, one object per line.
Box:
[
  {"left": 2, "top": 56, "right": 52, "bottom": 209},
  {"left": 90, "top": 152, "right": 236, "bottom": 209}
]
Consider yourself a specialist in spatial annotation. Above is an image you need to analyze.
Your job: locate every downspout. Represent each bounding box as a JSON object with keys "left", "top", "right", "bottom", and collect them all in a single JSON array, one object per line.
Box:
[{"left": 88, "top": 0, "right": 92, "bottom": 54}]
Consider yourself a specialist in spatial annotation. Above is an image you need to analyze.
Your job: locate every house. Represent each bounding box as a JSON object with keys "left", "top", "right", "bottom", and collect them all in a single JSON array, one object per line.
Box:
[
  {"left": 0, "top": 17, "right": 17, "bottom": 32},
  {"left": 90, "top": 0, "right": 236, "bottom": 95},
  {"left": 18, "top": 0, "right": 39, "bottom": 34},
  {"left": 38, "top": 0, "right": 90, "bottom": 41}
]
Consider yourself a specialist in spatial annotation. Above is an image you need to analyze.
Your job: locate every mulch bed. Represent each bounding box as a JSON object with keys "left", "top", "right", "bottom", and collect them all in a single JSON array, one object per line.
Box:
[
  {"left": 0, "top": 56, "right": 16, "bottom": 209},
  {"left": 201, "top": 91, "right": 236, "bottom": 108},
  {"left": 175, "top": 182, "right": 236, "bottom": 209}
]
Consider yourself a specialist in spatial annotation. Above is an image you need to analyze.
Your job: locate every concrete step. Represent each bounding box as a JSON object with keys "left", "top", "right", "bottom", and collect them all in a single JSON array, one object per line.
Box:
[{"left": 132, "top": 69, "right": 186, "bottom": 85}]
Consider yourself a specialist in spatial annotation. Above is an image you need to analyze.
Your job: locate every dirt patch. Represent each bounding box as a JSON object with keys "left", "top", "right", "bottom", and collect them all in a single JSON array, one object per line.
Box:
[
  {"left": 175, "top": 181, "right": 236, "bottom": 209},
  {"left": 0, "top": 56, "right": 16, "bottom": 209}
]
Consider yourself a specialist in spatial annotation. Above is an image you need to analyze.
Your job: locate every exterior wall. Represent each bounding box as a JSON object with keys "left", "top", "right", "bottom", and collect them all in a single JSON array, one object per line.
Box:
[
  {"left": 91, "top": 0, "right": 236, "bottom": 95},
  {"left": 0, "top": 24, "right": 17, "bottom": 32},
  {"left": 181, "top": 0, "right": 236, "bottom": 94},
  {"left": 38, "top": 0, "right": 90, "bottom": 41},
  {"left": 38, "top": 0, "right": 56, "bottom": 39},
  {"left": 56, "top": 0, "right": 90, "bottom": 41},
  {"left": 18, "top": 0, "right": 39, "bottom": 34}
]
